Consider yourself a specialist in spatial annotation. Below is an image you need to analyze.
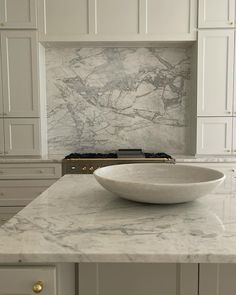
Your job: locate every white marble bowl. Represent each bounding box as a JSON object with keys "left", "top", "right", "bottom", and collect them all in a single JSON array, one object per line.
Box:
[{"left": 94, "top": 164, "right": 225, "bottom": 204}]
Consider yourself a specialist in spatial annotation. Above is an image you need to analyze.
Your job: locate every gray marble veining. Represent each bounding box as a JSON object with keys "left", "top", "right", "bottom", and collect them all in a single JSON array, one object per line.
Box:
[
  {"left": 46, "top": 47, "right": 192, "bottom": 156},
  {"left": 1, "top": 174, "right": 236, "bottom": 263}
]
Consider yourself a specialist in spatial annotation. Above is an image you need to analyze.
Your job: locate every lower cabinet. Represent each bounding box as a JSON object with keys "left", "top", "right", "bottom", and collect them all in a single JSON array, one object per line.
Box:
[
  {"left": 0, "top": 264, "right": 75, "bottom": 295},
  {"left": 197, "top": 117, "right": 233, "bottom": 155},
  {"left": 0, "top": 266, "right": 56, "bottom": 295},
  {"left": 4, "top": 118, "right": 41, "bottom": 156},
  {"left": 199, "top": 264, "right": 236, "bottom": 295},
  {"left": 78, "top": 263, "right": 198, "bottom": 295}
]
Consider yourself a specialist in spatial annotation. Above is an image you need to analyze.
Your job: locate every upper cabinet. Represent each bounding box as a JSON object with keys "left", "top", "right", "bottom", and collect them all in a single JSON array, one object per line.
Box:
[
  {"left": 38, "top": 0, "right": 197, "bottom": 41},
  {"left": 0, "top": 31, "right": 40, "bottom": 117},
  {"left": 0, "top": 0, "right": 37, "bottom": 29},
  {"left": 197, "top": 30, "right": 234, "bottom": 116},
  {"left": 198, "top": 0, "right": 235, "bottom": 28}
]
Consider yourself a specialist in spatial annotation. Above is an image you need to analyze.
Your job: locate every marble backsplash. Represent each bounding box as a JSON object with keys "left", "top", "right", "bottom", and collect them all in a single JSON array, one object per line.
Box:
[{"left": 46, "top": 46, "right": 192, "bottom": 155}]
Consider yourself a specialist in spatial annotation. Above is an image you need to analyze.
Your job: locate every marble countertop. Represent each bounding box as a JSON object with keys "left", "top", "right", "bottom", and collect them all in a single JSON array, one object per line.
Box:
[{"left": 0, "top": 174, "right": 236, "bottom": 263}]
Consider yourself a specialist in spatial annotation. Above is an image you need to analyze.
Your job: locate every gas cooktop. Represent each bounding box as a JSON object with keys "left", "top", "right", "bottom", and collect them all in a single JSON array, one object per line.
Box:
[{"left": 62, "top": 150, "right": 175, "bottom": 175}]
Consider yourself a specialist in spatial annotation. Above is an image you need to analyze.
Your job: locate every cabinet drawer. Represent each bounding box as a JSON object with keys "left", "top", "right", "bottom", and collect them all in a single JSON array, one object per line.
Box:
[
  {"left": 0, "top": 180, "right": 56, "bottom": 206},
  {"left": 0, "top": 266, "right": 56, "bottom": 295},
  {"left": 0, "top": 163, "right": 61, "bottom": 179},
  {"left": 0, "top": 207, "right": 23, "bottom": 226}
]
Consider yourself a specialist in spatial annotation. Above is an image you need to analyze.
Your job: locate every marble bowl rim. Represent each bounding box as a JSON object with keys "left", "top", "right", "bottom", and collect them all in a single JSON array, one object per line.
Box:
[{"left": 93, "top": 163, "right": 226, "bottom": 187}]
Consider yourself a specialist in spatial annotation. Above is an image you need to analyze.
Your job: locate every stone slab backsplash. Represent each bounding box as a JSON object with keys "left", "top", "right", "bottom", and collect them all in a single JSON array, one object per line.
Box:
[{"left": 46, "top": 46, "right": 193, "bottom": 155}]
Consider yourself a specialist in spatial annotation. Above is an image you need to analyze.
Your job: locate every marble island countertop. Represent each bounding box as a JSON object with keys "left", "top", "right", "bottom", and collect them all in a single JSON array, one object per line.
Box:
[{"left": 0, "top": 174, "right": 236, "bottom": 263}]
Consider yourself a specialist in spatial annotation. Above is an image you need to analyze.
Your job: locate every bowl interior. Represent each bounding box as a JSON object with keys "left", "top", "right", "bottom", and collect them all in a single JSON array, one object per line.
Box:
[{"left": 94, "top": 164, "right": 224, "bottom": 185}]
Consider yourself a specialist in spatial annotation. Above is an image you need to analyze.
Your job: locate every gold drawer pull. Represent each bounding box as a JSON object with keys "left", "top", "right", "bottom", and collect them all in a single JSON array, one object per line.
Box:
[{"left": 32, "top": 281, "right": 44, "bottom": 293}]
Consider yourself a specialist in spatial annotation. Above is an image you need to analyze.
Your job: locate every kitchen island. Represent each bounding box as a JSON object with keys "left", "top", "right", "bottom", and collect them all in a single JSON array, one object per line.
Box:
[{"left": 1, "top": 174, "right": 236, "bottom": 294}]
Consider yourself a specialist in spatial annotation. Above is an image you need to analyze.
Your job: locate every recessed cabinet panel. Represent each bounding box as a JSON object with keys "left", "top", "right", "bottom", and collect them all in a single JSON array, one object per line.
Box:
[
  {"left": 197, "top": 117, "right": 232, "bottom": 155},
  {"left": 96, "top": 0, "right": 139, "bottom": 34},
  {"left": 79, "top": 263, "right": 198, "bottom": 295},
  {"left": 0, "top": 0, "right": 37, "bottom": 28},
  {"left": 42, "top": 0, "right": 88, "bottom": 36},
  {"left": 146, "top": 0, "right": 196, "bottom": 36},
  {"left": 199, "top": 264, "right": 236, "bottom": 295},
  {"left": 0, "top": 119, "right": 4, "bottom": 155},
  {"left": 197, "top": 30, "right": 234, "bottom": 116},
  {"left": 1, "top": 31, "right": 39, "bottom": 117},
  {"left": 4, "top": 118, "right": 40, "bottom": 156},
  {"left": 0, "top": 266, "right": 56, "bottom": 295},
  {"left": 198, "top": 0, "right": 235, "bottom": 28}
]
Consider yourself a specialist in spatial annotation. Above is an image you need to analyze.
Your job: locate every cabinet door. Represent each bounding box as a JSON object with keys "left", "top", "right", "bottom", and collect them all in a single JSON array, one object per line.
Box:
[
  {"left": 145, "top": 0, "right": 197, "bottom": 38},
  {"left": 96, "top": 0, "right": 139, "bottom": 35},
  {"left": 197, "top": 117, "right": 232, "bottom": 155},
  {"left": 232, "top": 118, "right": 236, "bottom": 154},
  {"left": 197, "top": 30, "right": 234, "bottom": 116},
  {"left": 79, "top": 263, "right": 198, "bottom": 295},
  {"left": 0, "top": 0, "right": 36, "bottom": 29},
  {"left": 0, "top": 119, "right": 4, "bottom": 155},
  {"left": 4, "top": 118, "right": 41, "bottom": 156},
  {"left": 1, "top": 31, "right": 39, "bottom": 117},
  {"left": 38, "top": 0, "right": 88, "bottom": 39},
  {"left": 198, "top": 0, "right": 235, "bottom": 28},
  {"left": 199, "top": 264, "right": 236, "bottom": 295},
  {"left": 0, "top": 266, "right": 56, "bottom": 295}
]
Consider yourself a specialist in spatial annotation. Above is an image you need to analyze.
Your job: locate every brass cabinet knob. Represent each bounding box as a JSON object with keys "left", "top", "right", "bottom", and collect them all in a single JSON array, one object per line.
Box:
[
  {"left": 89, "top": 166, "right": 94, "bottom": 171},
  {"left": 82, "top": 166, "right": 87, "bottom": 171},
  {"left": 226, "top": 111, "right": 231, "bottom": 114},
  {"left": 32, "top": 281, "right": 44, "bottom": 293},
  {"left": 229, "top": 21, "right": 234, "bottom": 25}
]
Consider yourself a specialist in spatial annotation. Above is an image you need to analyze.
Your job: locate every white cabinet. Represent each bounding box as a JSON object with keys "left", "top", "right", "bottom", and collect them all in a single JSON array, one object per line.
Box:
[
  {"left": 197, "top": 117, "right": 232, "bottom": 155},
  {"left": 38, "top": 0, "right": 197, "bottom": 41},
  {"left": 0, "top": 119, "right": 4, "bottom": 155},
  {"left": 0, "top": 0, "right": 37, "bottom": 29},
  {"left": 0, "top": 31, "right": 39, "bottom": 117},
  {"left": 199, "top": 264, "right": 236, "bottom": 295},
  {"left": 39, "top": 0, "right": 88, "bottom": 38},
  {"left": 96, "top": 0, "right": 139, "bottom": 35},
  {"left": 197, "top": 30, "right": 234, "bottom": 116},
  {"left": 198, "top": 0, "right": 235, "bottom": 28},
  {"left": 79, "top": 263, "right": 198, "bottom": 295},
  {"left": 145, "top": 0, "right": 196, "bottom": 37},
  {"left": 0, "top": 266, "right": 56, "bottom": 295},
  {"left": 4, "top": 118, "right": 41, "bottom": 156}
]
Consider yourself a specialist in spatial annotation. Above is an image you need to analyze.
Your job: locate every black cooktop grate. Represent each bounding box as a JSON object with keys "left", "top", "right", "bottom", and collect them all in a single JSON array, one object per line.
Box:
[{"left": 65, "top": 152, "right": 173, "bottom": 159}]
